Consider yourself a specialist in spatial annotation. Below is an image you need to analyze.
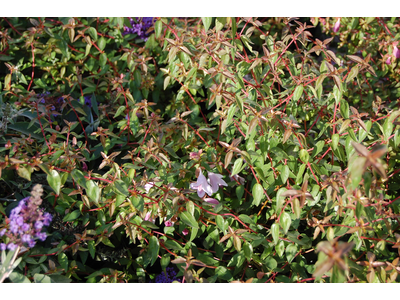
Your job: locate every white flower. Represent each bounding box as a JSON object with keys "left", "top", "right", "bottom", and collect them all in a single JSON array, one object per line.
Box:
[
  {"left": 144, "top": 182, "right": 155, "bottom": 193},
  {"left": 208, "top": 172, "right": 228, "bottom": 194},
  {"left": 190, "top": 169, "right": 213, "bottom": 198}
]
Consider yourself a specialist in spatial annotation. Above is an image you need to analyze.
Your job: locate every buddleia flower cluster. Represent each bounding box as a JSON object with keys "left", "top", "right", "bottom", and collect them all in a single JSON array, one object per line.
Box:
[
  {"left": 123, "top": 17, "right": 154, "bottom": 40},
  {"left": 0, "top": 185, "right": 52, "bottom": 251},
  {"left": 154, "top": 267, "right": 181, "bottom": 283}
]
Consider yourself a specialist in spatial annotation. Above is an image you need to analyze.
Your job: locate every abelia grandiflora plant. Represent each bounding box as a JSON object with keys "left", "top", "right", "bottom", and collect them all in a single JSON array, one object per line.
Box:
[{"left": 1, "top": 17, "right": 400, "bottom": 283}]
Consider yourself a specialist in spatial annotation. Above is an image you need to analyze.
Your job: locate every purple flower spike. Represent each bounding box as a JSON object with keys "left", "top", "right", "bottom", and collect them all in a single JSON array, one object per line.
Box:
[
  {"left": 190, "top": 169, "right": 213, "bottom": 198},
  {"left": 333, "top": 18, "right": 340, "bottom": 33},
  {"left": 208, "top": 172, "right": 228, "bottom": 194}
]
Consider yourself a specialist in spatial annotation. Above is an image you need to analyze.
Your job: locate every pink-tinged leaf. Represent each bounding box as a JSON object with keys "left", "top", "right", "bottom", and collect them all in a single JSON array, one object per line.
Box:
[{"left": 171, "top": 257, "right": 186, "bottom": 264}]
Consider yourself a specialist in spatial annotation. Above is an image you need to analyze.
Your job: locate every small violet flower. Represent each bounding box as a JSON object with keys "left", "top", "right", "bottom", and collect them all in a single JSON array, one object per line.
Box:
[
  {"left": 190, "top": 169, "right": 213, "bottom": 198},
  {"left": 208, "top": 172, "right": 228, "bottom": 194},
  {"left": 333, "top": 18, "right": 341, "bottom": 33}
]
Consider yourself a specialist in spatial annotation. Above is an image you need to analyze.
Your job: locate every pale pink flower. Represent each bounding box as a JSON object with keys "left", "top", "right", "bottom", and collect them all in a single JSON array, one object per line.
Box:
[
  {"left": 208, "top": 172, "right": 228, "bottom": 194},
  {"left": 386, "top": 57, "right": 391, "bottom": 65},
  {"left": 144, "top": 212, "right": 155, "bottom": 223},
  {"left": 204, "top": 198, "right": 220, "bottom": 206},
  {"left": 190, "top": 169, "right": 213, "bottom": 198},
  {"left": 189, "top": 150, "right": 202, "bottom": 160},
  {"left": 182, "top": 228, "right": 189, "bottom": 235},
  {"left": 333, "top": 18, "right": 341, "bottom": 33}
]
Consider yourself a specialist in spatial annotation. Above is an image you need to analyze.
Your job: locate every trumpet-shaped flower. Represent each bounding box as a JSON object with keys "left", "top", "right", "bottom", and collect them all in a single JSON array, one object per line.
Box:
[
  {"left": 190, "top": 170, "right": 213, "bottom": 198},
  {"left": 208, "top": 172, "right": 228, "bottom": 194}
]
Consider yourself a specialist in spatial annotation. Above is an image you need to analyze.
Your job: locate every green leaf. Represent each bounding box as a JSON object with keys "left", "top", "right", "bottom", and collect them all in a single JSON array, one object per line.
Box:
[
  {"left": 88, "top": 240, "right": 95, "bottom": 259},
  {"left": 9, "top": 272, "right": 31, "bottom": 283},
  {"left": 293, "top": 85, "right": 304, "bottom": 101},
  {"left": 285, "top": 243, "right": 297, "bottom": 263},
  {"left": 280, "top": 164, "right": 289, "bottom": 184},
  {"left": 98, "top": 36, "right": 106, "bottom": 51},
  {"left": 299, "top": 149, "right": 309, "bottom": 164},
  {"left": 271, "top": 223, "right": 279, "bottom": 245},
  {"left": 47, "top": 169, "right": 61, "bottom": 195},
  {"left": 63, "top": 209, "right": 81, "bottom": 222},
  {"left": 155, "top": 20, "right": 163, "bottom": 38},
  {"left": 293, "top": 198, "right": 301, "bottom": 219},
  {"left": 34, "top": 274, "right": 52, "bottom": 283},
  {"left": 86, "top": 180, "right": 100, "bottom": 206},
  {"left": 265, "top": 256, "right": 277, "bottom": 270},
  {"left": 331, "top": 133, "right": 339, "bottom": 151},
  {"left": 99, "top": 53, "right": 107, "bottom": 67},
  {"left": 179, "top": 211, "right": 198, "bottom": 229},
  {"left": 252, "top": 183, "right": 264, "bottom": 206},
  {"left": 149, "top": 236, "right": 159, "bottom": 266},
  {"left": 58, "top": 252, "right": 68, "bottom": 271},
  {"left": 164, "top": 240, "right": 183, "bottom": 251},
  {"left": 280, "top": 212, "right": 291, "bottom": 234},
  {"left": 216, "top": 215, "right": 226, "bottom": 232},
  {"left": 350, "top": 156, "right": 366, "bottom": 190},
  {"left": 243, "top": 242, "right": 253, "bottom": 262},
  {"left": 114, "top": 180, "right": 129, "bottom": 196},
  {"left": 71, "top": 169, "right": 87, "bottom": 189},
  {"left": 239, "top": 214, "right": 256, "bottom": 225},
  {"left": 333, "top": 84, "right": 342, "bottom": 105},
  {"left": 231, "top": 157, "right": 243, "bottom": 176},
  {"left": 88, "top": 27, "right": 98, "bottom": 41},
  {"left": 201, "top": 17, "right": 212, "bottom": 32}
]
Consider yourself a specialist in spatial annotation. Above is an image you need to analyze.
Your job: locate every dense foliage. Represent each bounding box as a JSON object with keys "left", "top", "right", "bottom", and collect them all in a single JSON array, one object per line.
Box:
[{"left": 1, "top": 17, "right": 400, "bottom": 283}]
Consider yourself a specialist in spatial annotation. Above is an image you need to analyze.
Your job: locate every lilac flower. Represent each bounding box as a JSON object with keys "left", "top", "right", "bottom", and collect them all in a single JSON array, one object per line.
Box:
[
  {"left": 394, "top": 45, "right": 400, "bottom": 59},
  {"left": 182, "top": 228, "right": 189, "bottom": 236},
  {"left": 154, "top": 267, "right": 181, "bottom": 283},
  {"left": 0, "top": 243, "right": 6, "bottom": 251},
  {"left": 190, "top": 169, "right": 213, "bottom": 198},
  {"left": 208, "top": 172, "right": 228, "bottom": 194},
  {"left": 1, "top": 186, "right": 52, "bottom": 251},
  {"left": 7, "top": 243, "right": 17, "bottom": 251},
  {"left": 84, "top": 95, "right": 92, "bottom": 108},
  {"left": 333, "top": 18, "right": 341, "bottom": 33},
  {"left": 203, "top": 198, "right": 220, "bottom": 206},
  {"left": 123, "top": 17, "right": 154, "bottom": 41}
]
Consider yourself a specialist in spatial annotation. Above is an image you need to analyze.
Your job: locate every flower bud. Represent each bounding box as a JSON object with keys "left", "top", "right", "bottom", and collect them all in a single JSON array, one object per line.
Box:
[{"left": 333, "top": 19, "right": 341, "bottom": 33}]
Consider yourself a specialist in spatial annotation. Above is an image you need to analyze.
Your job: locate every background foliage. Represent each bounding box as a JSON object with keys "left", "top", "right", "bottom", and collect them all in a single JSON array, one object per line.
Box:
[{"left": 1, "top": 17, "right": 400, "bottom": 283}]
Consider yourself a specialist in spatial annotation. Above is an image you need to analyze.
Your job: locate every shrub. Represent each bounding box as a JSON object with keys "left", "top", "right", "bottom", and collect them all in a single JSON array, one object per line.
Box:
[{"left": 0, "top": 17, "right": 400, "bottom": 283}]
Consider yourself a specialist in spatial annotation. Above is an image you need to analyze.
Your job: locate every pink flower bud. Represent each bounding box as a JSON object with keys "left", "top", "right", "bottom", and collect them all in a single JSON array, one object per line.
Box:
[
  {"left": 394, "top": 45, "right": 400, "bottom": 59},
  {"left": 182, "top": 228, "right": 189, "bottom": 235},
  {"left": 386, "top": 57, "right": 391, "bottom": 65},
  {"left": 204, "top": 198, "right": 220, "bottom": 206},
  {"left": 333, "top": 19, "right": 340, "bottom": 33}
]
